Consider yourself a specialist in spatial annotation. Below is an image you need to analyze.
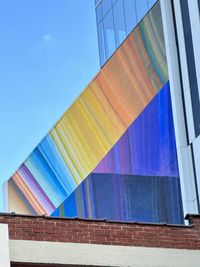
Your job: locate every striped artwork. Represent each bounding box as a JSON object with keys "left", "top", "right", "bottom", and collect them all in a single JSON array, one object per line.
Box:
[
  {"left": 6, "top": 2, "right": 183, "bottom": 223},
  {"left": 52, "top": 82, "right": 183, "bottom": 223},
  {"left": 52, "top": 174, "right": 183, "bottom": 223}
]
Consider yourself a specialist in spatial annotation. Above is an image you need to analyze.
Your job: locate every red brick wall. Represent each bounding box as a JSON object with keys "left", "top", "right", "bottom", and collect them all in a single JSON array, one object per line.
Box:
[{"left": 0, "top": 213, "right": 200, "bottom": 250}]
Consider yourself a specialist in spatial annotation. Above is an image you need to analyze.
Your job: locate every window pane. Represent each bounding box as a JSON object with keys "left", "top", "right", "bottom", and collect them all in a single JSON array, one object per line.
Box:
[
  {"left": 191, "top": 81, "right": 200, "bottom": 136},
  {"left": 103, "top": 9, "right": 116, "bottom": 59},
  {"left": 95, "top": 0, "right": 102, "bottom": 6},
  {"left": 135, "top": 0, "right": 148, "bottom": 23},
  {"left": 124, "top": 0, "right": 137, "bottom": 35},
  {"left": 96, "top": 3, "right": 103, "bottom": 24},
  {"left": 113, "top": 0, "right": 127, "bottom": 47},
  {"left": 148, "top": 0, "right": 157, "bottom": 9},
  {"left": 97, "top": 22, "right": 106, "bottom": 66},
  {"left": 102, "top": 0, "right": 112, "bottom": 17}
]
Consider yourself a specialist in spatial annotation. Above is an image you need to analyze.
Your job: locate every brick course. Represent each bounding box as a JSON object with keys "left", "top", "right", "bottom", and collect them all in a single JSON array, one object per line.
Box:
[{"left": 0, "top": 213, "right": 200, "bottom": 250}]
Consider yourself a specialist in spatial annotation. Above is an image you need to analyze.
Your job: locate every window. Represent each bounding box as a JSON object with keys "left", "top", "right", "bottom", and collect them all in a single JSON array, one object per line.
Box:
[
  {"left": 135, "top": 0, "right": 148, "bottom": 23},
  {"left": 124, "top": 0, "right": 137, "bottom": 35},
  {"left": 97, "top": 22, "right": 106, "bottom": 66},
  {"left": 113, "top": 0, "right": 127, "bottom": 47},
  {"left": 102, "top": 0, "right": 112, "bottom": 17},
  {"left": 148, "top": 0, "right": 157, "bottom": 9},
  {"left": 95, "top": 0, "right": 102, "bottom": 7},
  {"left": 103, "top": 9, "right": 116, "bottom": 58},
  {"left": 96, "top": 3, "right": 103, "bottom": 24}
]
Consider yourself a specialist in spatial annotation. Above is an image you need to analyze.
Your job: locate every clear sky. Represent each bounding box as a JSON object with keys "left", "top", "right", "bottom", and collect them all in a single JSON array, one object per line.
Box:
[{"left": 0, "top": 0, "right": 99, "bottom": 211}]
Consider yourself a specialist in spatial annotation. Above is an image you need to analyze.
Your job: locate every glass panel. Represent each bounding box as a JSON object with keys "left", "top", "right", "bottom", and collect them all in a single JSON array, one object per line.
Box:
[
  {"left": 103, "top": 9, "right": 116, "bottom": 59},
  {"left": 97, "top": 22, "right": 106, "bottom": 66},
  {"left": 95, "top": 0, "right": 102, "bottom": 6},
  {"left": 148, "top": 0, "right": 157, "bottom": 9},
  {"left": 190, "top": 81, "right": 200, "bottom": 136},
  {"left": 113, "top": 0, "right": 127, "bottom": 47},
  {"left": 135, "top": 0, "right": 148, "bottom": 23},
  {"left": 102, "top": 0, "right": 112, "bottom": 17},
  {"left": 124, "top": 0, "right": 137, "bottom": 35},
  {"left": 96, "top": 3, "right": 103, "bottom": 24}
]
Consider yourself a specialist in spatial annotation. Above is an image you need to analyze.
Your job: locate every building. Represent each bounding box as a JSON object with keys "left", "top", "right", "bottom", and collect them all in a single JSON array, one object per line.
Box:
[
  {"left": 3, "top": 0, "right": 200, "bottom": 226},
  {"left": 1, "top": 1, "right": 200, "bottom": 266},
  {"left": 95, "top": 0, "right": 200, "bottom": 219}
]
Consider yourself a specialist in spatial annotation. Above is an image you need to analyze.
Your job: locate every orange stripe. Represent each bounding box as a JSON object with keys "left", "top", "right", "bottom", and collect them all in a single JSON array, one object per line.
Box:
[{"left": 12, "top": 172, "right": 47, "bottom": 215}]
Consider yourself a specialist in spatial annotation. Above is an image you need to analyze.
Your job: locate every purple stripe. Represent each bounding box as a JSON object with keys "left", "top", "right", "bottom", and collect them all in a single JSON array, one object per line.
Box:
[{"left": 17, "top": 164, "right": 55, "bottom": 214}]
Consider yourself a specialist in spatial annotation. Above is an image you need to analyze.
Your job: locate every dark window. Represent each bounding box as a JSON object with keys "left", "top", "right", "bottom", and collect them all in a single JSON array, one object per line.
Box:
[{"left": 180, "top": 0, "right": 200, "bottom": 137}]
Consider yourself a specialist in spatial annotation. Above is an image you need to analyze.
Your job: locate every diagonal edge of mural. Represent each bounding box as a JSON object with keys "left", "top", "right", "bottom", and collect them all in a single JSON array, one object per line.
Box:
[{"left": 5, "top": 2, "right": 181, "bottom": 222}]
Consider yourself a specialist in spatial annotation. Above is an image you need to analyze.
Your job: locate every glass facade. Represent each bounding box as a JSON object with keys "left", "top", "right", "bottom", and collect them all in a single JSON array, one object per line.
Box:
[
  {"left": 95, "top": 0, "right": 158, "bottom": 66},
  {"left": 103, "top": 8, "right": 116, "bottom": 58}
]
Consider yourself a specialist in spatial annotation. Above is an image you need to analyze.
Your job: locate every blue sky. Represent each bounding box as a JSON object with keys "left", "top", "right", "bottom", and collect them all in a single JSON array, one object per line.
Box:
[{"left": 0, "top": 1, "right": 99, "bottom": 210}]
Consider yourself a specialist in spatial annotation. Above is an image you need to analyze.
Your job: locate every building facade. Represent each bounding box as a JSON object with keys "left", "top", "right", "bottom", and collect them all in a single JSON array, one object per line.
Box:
[
  {"left": 95, "top": 0, "right": 200, "bottom": 218},
  {"left": 4, "top": 0, "right": 200, "bottom": 225},
  {"left": 160, "top": 0, "right": 200, "bottom": 217}
]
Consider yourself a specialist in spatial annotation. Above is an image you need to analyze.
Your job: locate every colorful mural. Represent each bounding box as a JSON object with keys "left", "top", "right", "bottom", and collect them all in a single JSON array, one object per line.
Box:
[
  {"left": 52, "top": 174, "right": 182, "bottom": 223},
  {"left": 52, "top": 82, "right": 183, "bottom": 223},
  {"left": 92, "top": 82, "right": 178, "bottom": 178},
  {"left": 6, "top": 2, "right": 183, "bottom": 223}
]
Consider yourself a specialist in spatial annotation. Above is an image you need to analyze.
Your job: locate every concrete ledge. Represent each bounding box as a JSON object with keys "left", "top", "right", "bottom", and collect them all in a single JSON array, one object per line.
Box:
[
  {"left": 10, "top": 240, "right": 200, "bottom": 267},
  {"left": 0, "top": 224, "right": 10, "bottom": 267}
]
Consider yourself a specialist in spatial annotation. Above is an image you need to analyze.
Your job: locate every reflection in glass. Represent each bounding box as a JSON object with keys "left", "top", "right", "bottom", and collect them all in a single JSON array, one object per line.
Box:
[
  {"left": 95, "top": 0, "right": 158, "bottom": 67},
  {"left": 96, "top": 3, "right": 103, "bottom": 24},
  {"left": 103, "top": 9, "right": 116, "bottom": 59},
  {"left": 124, "top": 0, "right": 137, "bottom": 35},
  {"left": 97, "top": 22, "right": 106, "bottom": 66},
  {"left": 135, "top": 0, "right": 148, "bottom": 22},
  {"left": 113, "top": 0, "right": 127, "bottom": 46},
  {"left": 112, "top": 0, "right": 118, "bottom": 4},
  {"left": 102, "top": 0, "right": 112, "bottom": 17}
]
